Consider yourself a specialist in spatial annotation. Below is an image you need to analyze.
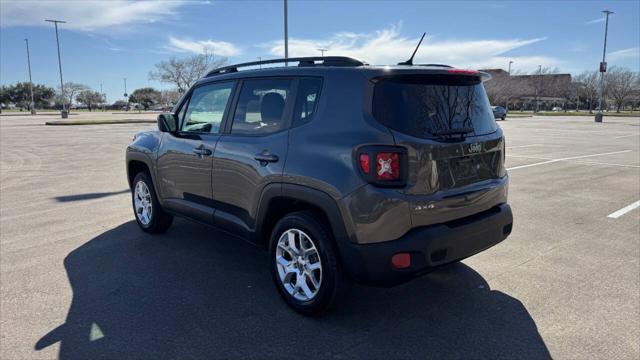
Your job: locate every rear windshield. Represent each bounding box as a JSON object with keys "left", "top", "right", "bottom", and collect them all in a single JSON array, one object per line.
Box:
[{"left": 372, "top": 75, "right": 497, "bottom": 139}]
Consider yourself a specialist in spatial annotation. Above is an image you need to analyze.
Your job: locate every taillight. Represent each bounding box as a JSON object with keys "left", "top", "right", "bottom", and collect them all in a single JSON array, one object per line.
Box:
[
  {"left": 499, "top": 137, "right": 507, "bottom": 177},
  {"left": 359, "top": 153, "right": 370, "bottom": 174},
  {"left": 376, "top": 152, "right": 400, "bottom": 180},
  {"left": 356, "top": 146, "right": 407, "bottom": 187}
]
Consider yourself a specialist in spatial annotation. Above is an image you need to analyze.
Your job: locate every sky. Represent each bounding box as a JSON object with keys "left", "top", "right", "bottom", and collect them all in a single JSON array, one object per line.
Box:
[{"left": 1, "top": 0, "right": 639, "bottom": 103}]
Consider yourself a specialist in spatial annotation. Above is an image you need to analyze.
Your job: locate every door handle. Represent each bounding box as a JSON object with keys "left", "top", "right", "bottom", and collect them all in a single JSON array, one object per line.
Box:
[
  {"left": 254, "top": 153, "right": 279, "bottom": 163},
  {"left": 193, "top": 147, "right": 212, "bottom": 156}
]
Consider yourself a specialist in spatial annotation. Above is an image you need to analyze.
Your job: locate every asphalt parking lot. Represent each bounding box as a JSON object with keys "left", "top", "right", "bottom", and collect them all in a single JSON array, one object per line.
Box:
[{"left": 1, "top": 112, "right": 639, "bottom": 359}]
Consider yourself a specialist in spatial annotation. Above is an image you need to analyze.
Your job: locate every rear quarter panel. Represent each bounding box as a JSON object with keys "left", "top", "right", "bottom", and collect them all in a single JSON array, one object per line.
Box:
[
  {"left": 283, "top": 70, "right": 395, "bottom": 198},
  {"left": 283, "top": 70, "right": 412, "bottom": 243}
]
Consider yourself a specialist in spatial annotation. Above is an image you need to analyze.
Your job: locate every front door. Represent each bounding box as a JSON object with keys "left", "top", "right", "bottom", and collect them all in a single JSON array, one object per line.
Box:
[
  {"left": 156, "top": 81, "right": 236, "bottom": 223},
  {"left": 212, "top": 78, "right": 296, "bottom": 234}
]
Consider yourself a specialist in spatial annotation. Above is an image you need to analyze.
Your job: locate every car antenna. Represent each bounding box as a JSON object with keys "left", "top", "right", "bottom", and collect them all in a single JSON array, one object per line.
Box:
[{"left": 398, "top": 32, "right": 426, "bottom": 66}]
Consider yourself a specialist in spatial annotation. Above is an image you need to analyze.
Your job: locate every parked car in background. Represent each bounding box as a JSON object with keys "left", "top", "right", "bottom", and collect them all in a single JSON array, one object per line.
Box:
[
  {"left": 552, "top": 107, "right": 562, "bottom": 112},
  {"left": 492, "top": 106, "right": 507, "bottom": 120},
  {"left": 126, "top": 57, "right": 513, "bottom": 314}
]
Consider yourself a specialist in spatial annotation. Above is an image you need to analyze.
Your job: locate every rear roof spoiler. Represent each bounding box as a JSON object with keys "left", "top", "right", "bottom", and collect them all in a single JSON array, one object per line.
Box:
[{"left": 479, "top": 71, "right": 492, "bottom": 82}]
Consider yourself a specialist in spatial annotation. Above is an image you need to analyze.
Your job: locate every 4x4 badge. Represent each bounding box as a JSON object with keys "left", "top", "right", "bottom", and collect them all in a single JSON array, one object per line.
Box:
[{"left": 469, "top": 143, "right": 482, "bottom": 153}]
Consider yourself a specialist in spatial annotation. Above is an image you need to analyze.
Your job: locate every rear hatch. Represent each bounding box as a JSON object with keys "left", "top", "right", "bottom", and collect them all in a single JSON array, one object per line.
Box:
[{"left": 371, "top": 70, "right": 506, "bottom": 225}]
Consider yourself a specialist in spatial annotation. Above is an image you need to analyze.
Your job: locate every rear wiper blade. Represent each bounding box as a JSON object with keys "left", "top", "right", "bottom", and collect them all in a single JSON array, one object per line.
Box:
[{"left": 430, "top": 127, "right": 474, "bottom": 136}]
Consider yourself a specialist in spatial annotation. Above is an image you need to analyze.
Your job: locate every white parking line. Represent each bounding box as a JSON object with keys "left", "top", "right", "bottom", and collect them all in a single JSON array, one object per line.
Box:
[
  {"left": 506, "top": 144, "right": 543, "bottom": 149},
  {"left": 507, "top": 154, "right": 552, "bottom": 160},
  {"left": 607, "top": 200, "right": 640, "bottom": 219},
  {"left": 507, "top": 150, "right": 632, "bottom": 171},
  {"left": 614, "top": 134, "right": 640, "bottom": 139},
  {"left": 507, "top": 154, "right": 640, "bottom": 168},
  {"left": 572, "top": 160, "right": 640, "bottom": 168}
]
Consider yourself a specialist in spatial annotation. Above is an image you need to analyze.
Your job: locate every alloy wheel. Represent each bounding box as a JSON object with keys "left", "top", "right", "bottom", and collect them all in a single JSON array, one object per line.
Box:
[
  {"left": 134, "top": 180, "right": 153, "bottom": 225},
  {"left": 275, "top": 228, "right": 323, "bottom": 301}
]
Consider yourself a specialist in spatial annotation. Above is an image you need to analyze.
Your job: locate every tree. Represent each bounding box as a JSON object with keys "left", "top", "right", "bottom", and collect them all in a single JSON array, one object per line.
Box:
[
  {"left": 632, "top": 76, "right": 640, "bottom": 111},
  {"left": 606, "top": 67, "right": 639, "bottom": 112},
  {"left": 1, "top": 82, "right": 55, "bottom": 110},
  {"left": 529, "top": 67, "right": 563, "bottom": 112},
  {"left": 56, "top": 82, "right": 88, "bottom": 109},
  {"left": 484, "top": 71, "right": 510, "bottom": 106},
  {"left": 75, "top": 90, "right": 105, "bottom": 111},
  {"left": 160, "top": 89, "right": 181, "bottom": 106},
  {"left": 484, "top": 71, "right": 525, "bottom": 109},
  {"left": 574, "top": 70, "right": 599, "bottom": 113},
  {"left": 149, "top": 53, "right": 228, "bottom": 93},
  {"left": 0, "top": 85, "right": 8, "bottom": 110},
  {"left": 109, "top": 100, "right": 129, "bottom": 110},
  {"left": 129, "top": 87, "right": 161, "bottom": 110}
]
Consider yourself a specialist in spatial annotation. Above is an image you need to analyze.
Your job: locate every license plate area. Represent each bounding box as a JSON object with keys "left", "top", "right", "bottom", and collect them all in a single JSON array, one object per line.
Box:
[{"left": 451, "top": 156, "right": 479, "bottom": 181}]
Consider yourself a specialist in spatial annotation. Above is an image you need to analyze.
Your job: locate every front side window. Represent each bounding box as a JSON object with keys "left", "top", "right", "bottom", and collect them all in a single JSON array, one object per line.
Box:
[
  {"left": 231, "top": 79, "right": 293, "bottom": 135},
  {"left": 181, "top": 82, "right": 234, "bottom": 134}
]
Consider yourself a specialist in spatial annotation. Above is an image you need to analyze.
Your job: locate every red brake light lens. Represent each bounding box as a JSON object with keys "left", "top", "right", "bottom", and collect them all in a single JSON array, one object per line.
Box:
[
  {"left": 375, "top": 152, "right": 400, "bottom": 180},
  {"left": 359, "top": 153, "right": 370, "bottom": 174},
  {"left": 447, "top": 69, "right": 479, "bottom": 75},
  {"left": 391, "top": 253, "right": 411, "bottom": 269},
  {"left": 356, "top": 146, "right": 406, "bottom": 187}
]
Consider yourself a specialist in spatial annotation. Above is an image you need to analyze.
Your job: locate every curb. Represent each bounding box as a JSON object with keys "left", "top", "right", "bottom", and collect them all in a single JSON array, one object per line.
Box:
[
  {"left": 45, "top": 119, "right": 156, "bottom": 126},
  {"left": 1, "top": 112, "right": 79, "bottom": 117}
]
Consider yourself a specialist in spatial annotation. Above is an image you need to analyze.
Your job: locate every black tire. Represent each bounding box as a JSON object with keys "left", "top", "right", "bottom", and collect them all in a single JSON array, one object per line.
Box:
[
  {"left": 131, "top": 171, "right": 173, "bottom": 234},
  {"left": 269, "top": 211, "right": 350, "bottom": 315},
  {"left": 502, "top": 116, "right": 506, "bottom": 121}
]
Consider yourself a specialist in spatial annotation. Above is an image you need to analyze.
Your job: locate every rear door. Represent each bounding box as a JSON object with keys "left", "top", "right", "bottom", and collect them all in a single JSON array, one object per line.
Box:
[
  {"left": 156, "top": 81, "right": 235, "bottom": 223},
  {"left": 212, "top": 78, "right": 297, "bottom": 235},
  {"left": 371, "top": 73, "right": 506, "bottom": 225}
]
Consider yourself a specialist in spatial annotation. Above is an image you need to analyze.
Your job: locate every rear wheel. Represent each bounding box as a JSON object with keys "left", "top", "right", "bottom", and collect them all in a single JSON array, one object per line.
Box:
[
  {"left": 502, "top": 115, "right": 506, "bottom": 121},
  {"left": 132, "top": 171, "right": 173, "bottom": 233},
  {"left": 269, "top": 211, "right": 349, "bottom": 315}
]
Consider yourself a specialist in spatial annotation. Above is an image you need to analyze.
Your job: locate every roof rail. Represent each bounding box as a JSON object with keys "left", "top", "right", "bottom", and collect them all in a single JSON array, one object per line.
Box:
[
  {"left": 205, "top": 56, "right": 367, "bottom": 77},
  {"left": 417, "top": 64, "right": 453, "bottom": 68}
]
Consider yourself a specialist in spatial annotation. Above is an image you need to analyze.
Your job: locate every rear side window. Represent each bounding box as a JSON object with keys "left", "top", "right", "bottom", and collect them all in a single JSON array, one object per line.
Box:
[
  {"left": 231, "top": 79, "right": 293, "bottom": 135},
  {"left": 372, "top": 75, "right": 497, "bottom": 139},
  {"left": 292, "top": 78, "right": 322, "bottom": 126}
]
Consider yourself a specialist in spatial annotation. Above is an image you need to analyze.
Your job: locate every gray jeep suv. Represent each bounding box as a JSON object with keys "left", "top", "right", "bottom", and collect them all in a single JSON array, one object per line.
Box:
[{"left": 126, "top": 56, "right": 513, "bottom": 314}]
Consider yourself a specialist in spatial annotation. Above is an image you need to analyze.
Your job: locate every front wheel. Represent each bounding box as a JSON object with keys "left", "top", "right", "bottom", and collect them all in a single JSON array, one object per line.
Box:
[
  {"left": 269, "top": 211, "right": 349, "bottom": 315},
  {"left": 132, "top": 171, "right": 173, "bottom": 233}
]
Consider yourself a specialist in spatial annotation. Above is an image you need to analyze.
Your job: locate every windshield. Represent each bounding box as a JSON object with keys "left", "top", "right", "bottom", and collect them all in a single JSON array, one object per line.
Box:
[{"left": 372, "top": 75, "right": 497, "bottom": 139}]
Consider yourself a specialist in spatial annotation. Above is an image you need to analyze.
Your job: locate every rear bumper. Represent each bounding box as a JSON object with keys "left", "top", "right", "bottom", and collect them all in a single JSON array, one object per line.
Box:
[{"left": 337, "top": 203, "right": 513, "bottom": 286}]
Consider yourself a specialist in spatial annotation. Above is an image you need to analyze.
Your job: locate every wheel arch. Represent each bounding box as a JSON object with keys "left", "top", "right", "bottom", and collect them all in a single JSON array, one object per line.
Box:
[
  {"left": 126, "top": 151, "right": 155, "bottom": 189},
  {"left": 255, "top": 184, "right": 351, "bottom": 249}
]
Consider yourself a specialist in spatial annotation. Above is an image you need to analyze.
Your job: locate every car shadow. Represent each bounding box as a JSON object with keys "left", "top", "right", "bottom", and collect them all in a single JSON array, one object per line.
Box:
[
  {"left": 54, "top": 190, "right": 130, "bottom": 202},
  {"left": 36, "top": 219, "right": 550, "bottom": 359}
]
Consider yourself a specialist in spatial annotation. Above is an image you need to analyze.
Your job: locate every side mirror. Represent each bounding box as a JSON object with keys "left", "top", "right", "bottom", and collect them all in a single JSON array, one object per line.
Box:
[{"left": 158, "top": 113, "right": 178, "bottom": 133}]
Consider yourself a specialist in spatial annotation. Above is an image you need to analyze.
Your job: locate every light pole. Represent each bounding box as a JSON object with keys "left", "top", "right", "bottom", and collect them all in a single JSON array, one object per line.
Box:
[
  {"left": 596, "top": 10, "right": 613, "bottom": 123},
  {"left": 284, "top": 0, "right": 288, "bottom": 64},
  {"left": 100, "top": 82, "right": 105, "bottom": 111},
  {"left": 24, "top": 38, "right": 36, "bottom": 114},
  {"left": 123, "top": 78, "right": 128, "bottom": 111},
  {"left": 535, "top": 64, "right": 542, "bottom": 113},
  {"left": 318, "top": 48, "right": 328, "bottom": 57},
  {"left": 506, "top": 60, "right": 513, "bottom": 112},
  {"left": 45, "top": 19, "right": 67, "bottom": 118}
]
